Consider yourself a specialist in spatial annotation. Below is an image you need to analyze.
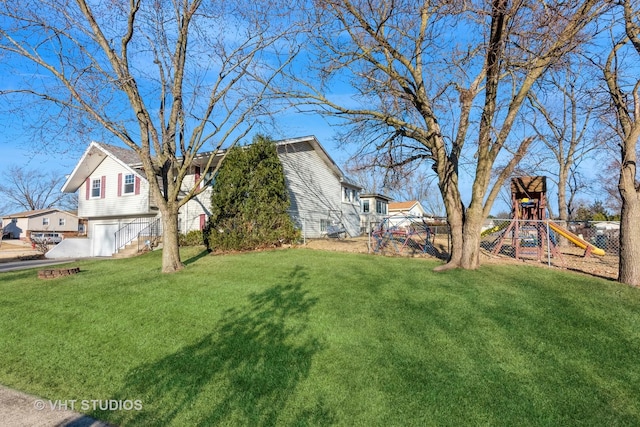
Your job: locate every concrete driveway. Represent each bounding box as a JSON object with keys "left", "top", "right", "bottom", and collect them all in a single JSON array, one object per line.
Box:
[
  {"left": 0, "top": 240, "right": 79, "bottom": 273},
  {"left": 0, "top": 258, "right": 81, "bottom": 273},
  {"left": 0, "top": 385, "right": 111, "bottom": 427}
]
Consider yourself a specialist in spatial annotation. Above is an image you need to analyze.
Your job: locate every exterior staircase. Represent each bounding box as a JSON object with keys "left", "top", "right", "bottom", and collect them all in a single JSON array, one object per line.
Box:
[{"left": 113, "top": 218, "right": 163, "bottom": 258}]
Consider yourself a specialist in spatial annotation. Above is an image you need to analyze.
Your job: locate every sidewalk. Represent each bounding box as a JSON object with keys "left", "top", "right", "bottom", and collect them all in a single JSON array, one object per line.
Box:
[{"left": 0, "top": 385, "right": 111, "bottom": 427}]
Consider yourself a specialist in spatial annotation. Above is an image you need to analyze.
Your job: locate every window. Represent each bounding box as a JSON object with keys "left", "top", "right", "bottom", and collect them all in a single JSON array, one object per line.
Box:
[
  {"left": 376, "top": 200, "right": 386, "bottom": 214},
  {"left": 59, "top": 218, "right": 65, "bottom": 226},
  {"left": 343, "top": 186, "right": 358, "bottom": 203},
  {"left": 362, "top": 200, "right": 370, "bottom": 213},
  {"left": 42, "top": 217, "right": 50, "bottom": 226},
  {"left": 91, "top": 178, "right": 101, "bottom": 198},
  {"left": 343, "top": 187, "right": 351, "bottom": 202},
  {"left": 320, "top": 219, "right": 330, "bottom": 233},
  {"left": 123, "top": 173, "right": 135, "bottom": 194},
  {"left": 204, "top": 168, "right": 216, "bottom": 186}
]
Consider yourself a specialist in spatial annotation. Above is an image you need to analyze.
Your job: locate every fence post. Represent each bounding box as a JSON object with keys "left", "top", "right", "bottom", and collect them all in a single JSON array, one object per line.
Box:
[{"left": 545, "top": 219, "right": 551, "bottom": 267}]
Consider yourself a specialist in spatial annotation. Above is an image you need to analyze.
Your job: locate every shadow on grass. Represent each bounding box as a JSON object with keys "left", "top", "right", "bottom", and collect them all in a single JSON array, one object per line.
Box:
[
  {"left": 183, "top": 249, "right": 210, "bottom": 266},
  {"left": 97, "top": 265, "right": 329, "bottom": 426}
]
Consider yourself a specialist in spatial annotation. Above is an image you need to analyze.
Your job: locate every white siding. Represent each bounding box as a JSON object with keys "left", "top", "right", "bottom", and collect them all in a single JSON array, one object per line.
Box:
[
  {"left": 359, "top": 196, "right": 388, "bottom": 233},
  {"left": 179, "top": 172, "right": 212, "bottom": 233},
  {"left": 277, "top": 141, "right": 360, "bottom": 238},
  {"left": 78, "top": 156, "right": 151, "bottom": 218}
]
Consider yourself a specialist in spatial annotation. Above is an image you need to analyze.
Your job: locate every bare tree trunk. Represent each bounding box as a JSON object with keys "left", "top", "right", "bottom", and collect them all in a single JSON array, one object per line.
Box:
[
  {"left": 603, "top": 0, "right": 640, "bottom": 287},
  {"left": 460, "top": 208, "right": 485, "bottom": 270},
  {"left": 435, "top": 182, "right": 464, "bottom": 271},
  {"left": 159, "top": 207, "right": 184, "bottom": 273},
  {"left": 618, "top": 195, "right": 640, "bottom": 286}
]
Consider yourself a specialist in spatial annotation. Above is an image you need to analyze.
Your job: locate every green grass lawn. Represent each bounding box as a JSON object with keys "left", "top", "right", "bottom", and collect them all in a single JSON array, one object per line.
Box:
[{"left": 0, "top": 247, "right": 639, "bottom": 426}]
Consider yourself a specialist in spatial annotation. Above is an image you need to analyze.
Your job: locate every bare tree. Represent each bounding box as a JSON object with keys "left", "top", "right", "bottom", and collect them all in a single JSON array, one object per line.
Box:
[
  {"left": 344, "top": 154, "right": 400, "bottom": 195},
  {"left": 601, "top": 0, "right": 640, "bottom": 286},
  {"left": 0, "top": 0, "right": 298, "bottom": 272},
  {"left": 345, "top": 155, "right": 445, "bottom": 216},
  {"left": 598, "top": 158, "right": 624, "bottom": 215},
  {"left": 286, "top": 0, "right": 604, "bottom": 270},
  {"left": 526, "top": 66, "right": 605, "bottom": 221},
  {"left": 0, "top": 165, "right": 76, "bottom": 212}
]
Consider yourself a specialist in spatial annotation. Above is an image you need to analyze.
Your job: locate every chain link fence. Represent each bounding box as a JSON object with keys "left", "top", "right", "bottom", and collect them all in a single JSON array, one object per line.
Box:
[
  {"left": 288, "top": 210, "right": 620, "bottom": 279},
  {"left": 481, "top": 219, "right": 620, "bottom": 279}
]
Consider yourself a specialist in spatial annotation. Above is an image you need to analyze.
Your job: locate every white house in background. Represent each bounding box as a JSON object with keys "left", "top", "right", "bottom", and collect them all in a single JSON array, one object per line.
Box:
[
  {"left": 387, "top": 200, "right": 427, "bottom": 228},
  {"left": 359, "top": 193, "right": 393, "bottom": 233},
  {"left": 55, "top": 135, "right": 361, "bottom": 258},
  {"left": 1, "top": 208, "right": 80, "bottom": 240},
  {"left": 388, "top": 200, "right": 427, "bottom": 217}
]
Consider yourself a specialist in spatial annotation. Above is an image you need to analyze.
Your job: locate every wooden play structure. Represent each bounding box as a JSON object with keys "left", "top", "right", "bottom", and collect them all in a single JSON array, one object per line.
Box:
[
  {"left": 489, "top": 176, "right": 605, "bottom": 262},
  {"left": 490, "top": 177, "right": 559, "bottom": 260}
]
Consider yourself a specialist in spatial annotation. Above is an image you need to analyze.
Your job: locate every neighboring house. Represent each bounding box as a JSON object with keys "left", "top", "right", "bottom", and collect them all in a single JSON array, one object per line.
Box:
[
  {"left": 57, "top": 135, "right": 361, "bottom": 257},
  {"left": 359, "top": 193, "right": 393, "bottom": 233},
  {"left": 0, "top": 208, "right": 80, "bottom": 240},
  {"left": 389, "top": 200, "right": 427, "bottom": 217},
  {"left": 388, "top": 200, "right": 427, "bottom": 227}
]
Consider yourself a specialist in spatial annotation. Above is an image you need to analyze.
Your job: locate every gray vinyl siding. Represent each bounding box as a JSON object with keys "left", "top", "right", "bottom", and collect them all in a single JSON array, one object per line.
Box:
[
  {"left": 277, "top": 141, "right": 360, "bottom": 238},
  {"left": 78, "top": 156, "right": 151, "bottom": 218}
]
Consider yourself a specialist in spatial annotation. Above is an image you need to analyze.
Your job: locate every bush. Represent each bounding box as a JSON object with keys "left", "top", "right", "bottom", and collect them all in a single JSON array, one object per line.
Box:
[
  {"left": 205, "top": 135, "right": 300, "bottom": 251},
  {"left": 179, "top": 230, "right": 205, "bottom": 246}
]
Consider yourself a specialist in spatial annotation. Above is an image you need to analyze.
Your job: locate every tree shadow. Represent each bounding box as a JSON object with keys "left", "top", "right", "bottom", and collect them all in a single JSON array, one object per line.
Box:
[
  {"left": 96, "top": 266, "right": 329, "bottom": 426},
  {"left": 183, "top": 249, "right": 210, "bottom": 265}
]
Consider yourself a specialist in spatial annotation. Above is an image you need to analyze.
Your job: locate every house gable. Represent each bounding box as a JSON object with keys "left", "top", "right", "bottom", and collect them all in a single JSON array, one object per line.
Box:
[
  {"left": 61, "top": 142, "right": 152, "bottom": 219},
  {"left": 61, "top": 141, "right": 145, "bottom": 194}
]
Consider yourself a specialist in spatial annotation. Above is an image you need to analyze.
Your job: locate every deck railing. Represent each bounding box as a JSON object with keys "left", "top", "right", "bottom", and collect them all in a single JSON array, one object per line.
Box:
[
  {"left": 114, "top": 217, "right": 157, "bottom": 253},
  {"left": 137, "top": 218, "right": 163, "bottom": 252}
]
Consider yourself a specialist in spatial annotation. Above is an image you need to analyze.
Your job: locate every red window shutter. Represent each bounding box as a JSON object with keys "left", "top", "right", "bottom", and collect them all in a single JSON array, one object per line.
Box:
[
  {"left": 101, "top": 176, "right": 106, "bottom": 199},
  {"left": 85, "top": 178, "right": 90, "bottom": 200},
  {"left": 199, "top": 214, "right": 206, "bottom": 230},
  {"left": 135, "top": 176, "right": 141, "bottom": 195},
  {"left": 195, "top": 166, "right": 201, "bottom": 189},
  {"left": 117, "top": 173, "right": 122, "bottom": 197}
]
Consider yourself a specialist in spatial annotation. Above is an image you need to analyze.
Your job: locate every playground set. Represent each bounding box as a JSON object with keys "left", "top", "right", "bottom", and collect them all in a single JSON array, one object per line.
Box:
[
  {"left": 486, "top": 176, "right": 605, "bottom": 261},
  {"left": 369, "top": 176, "right": 605, "bottom": 262},
  {"left": 371, "top": 215, "right": 435, "bottom": 255}
]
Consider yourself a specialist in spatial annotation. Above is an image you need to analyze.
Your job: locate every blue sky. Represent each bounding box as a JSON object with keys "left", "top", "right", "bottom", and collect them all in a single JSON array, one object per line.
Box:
[{"left": 2, "top": 1, "right": 618, "bottom": 218}]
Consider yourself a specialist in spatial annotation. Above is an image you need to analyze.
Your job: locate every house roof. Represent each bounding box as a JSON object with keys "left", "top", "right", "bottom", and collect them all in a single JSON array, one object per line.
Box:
[
  {"left": 3, "top": 208, "right": 78, "bottom": 219},
  {"left": 193, "top": 135, "right": 361, "bottom": 188},
  {"left": 389, "top": 200, "right": 426, "bottom": 215},
  {"left": 62, "top": 136, "right": 361, "bottom": 193},
  {"left": 360, "top": 193, "right": 394, "bottom": 201},
  {"left": 389, "top": 200, "right": 421, "bottom": 211},
  {"left": 275, "top": 135, "right": 361, "bottom": 189},
  {"left": 61, "top": 141, "right": 145, "bottom": 193},
  {"left": 97, "top": 142, "right": 141, "bottom": 165}
]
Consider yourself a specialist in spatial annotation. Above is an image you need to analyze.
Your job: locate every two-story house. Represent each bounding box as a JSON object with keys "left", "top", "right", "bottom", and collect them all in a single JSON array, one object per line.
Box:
[
  {"left": 1, "top": 208, "right": 81, "bottom": 240},
  {"left": 54, "top": 135, "right": 361, "bottom": 258},
  {"left": 359, "top": 193, "right": 393, "bottom": 233}
]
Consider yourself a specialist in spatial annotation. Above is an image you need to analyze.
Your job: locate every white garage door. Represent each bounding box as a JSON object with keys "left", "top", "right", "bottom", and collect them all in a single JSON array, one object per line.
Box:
[{"left": 92, "top": 223, "right": 119, "bottom": 257}]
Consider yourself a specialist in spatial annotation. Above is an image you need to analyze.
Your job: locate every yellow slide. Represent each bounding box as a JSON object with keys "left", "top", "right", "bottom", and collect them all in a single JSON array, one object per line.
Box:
[{"left": 548, "top": 222, "right": 605, "bottom": 256}]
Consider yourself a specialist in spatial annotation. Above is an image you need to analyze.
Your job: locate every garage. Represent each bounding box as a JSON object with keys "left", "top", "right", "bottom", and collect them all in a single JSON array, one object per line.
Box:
[{"left": 92, "top": 223, "right": 119, "bottom": 257}]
